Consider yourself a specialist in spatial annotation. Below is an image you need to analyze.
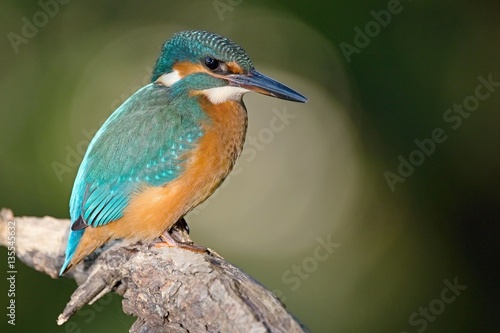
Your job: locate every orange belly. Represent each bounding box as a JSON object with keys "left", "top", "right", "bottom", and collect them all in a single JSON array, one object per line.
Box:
[{"left": 68, "top": 97, "right": 247, "bottom": 269}]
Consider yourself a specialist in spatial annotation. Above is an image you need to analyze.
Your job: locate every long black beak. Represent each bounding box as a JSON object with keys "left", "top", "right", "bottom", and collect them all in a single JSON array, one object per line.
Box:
[{"left": 227, "top": 69, "right": 308, "bottom": 103}]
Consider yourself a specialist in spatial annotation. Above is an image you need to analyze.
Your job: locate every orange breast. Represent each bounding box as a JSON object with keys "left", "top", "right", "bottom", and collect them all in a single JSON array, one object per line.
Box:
[{"left": 119, "top": 96, "right": 247, "bottom": 239}]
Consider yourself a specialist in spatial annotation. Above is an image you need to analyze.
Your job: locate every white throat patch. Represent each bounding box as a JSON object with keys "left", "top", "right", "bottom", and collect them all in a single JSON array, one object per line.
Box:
[
  {"left": 156, "top": 70, "right": 181, "bottom": 87},
  {"left": 201, "top": 86, "right": 249, "bottom": 104},
  {"left": 156, "top": 70, "right": 249, "bottom": 104}
]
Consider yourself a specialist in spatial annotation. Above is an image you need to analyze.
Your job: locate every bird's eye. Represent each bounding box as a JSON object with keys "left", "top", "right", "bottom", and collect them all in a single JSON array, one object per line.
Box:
[{"left": 204, "top": 57, "right": 220, "bottom": 71}]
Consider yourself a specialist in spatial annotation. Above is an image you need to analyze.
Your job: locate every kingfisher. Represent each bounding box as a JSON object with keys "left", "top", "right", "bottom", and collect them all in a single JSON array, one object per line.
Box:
[{"left": 59, "top": 30, "right": 307, "bottom": 275}]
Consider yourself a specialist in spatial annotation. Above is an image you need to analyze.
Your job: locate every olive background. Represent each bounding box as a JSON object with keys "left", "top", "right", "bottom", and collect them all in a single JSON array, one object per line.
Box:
[{"left": 0, "top": 1, "right": 498, "bottom": 332}]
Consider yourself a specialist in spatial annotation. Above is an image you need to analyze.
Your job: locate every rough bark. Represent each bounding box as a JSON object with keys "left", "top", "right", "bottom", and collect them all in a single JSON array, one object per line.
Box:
[{"left": 0, "top": 208, "right": 307, "bottom": 333}]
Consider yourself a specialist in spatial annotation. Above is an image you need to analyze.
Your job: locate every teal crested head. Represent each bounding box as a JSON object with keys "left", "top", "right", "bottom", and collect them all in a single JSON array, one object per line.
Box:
[{"left": 151, "top": 30, "right": 307, "bottom": 104}]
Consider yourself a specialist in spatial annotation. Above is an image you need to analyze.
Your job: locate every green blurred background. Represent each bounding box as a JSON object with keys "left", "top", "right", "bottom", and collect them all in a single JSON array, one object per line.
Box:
[{"left": 0, "top": 0, "right": 498, "bottom": 332}]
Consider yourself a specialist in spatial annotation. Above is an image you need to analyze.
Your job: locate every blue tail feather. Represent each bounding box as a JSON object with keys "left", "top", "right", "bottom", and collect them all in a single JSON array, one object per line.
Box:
[{"left": 59, "top": 229, "right": 85, "bottom": 276}]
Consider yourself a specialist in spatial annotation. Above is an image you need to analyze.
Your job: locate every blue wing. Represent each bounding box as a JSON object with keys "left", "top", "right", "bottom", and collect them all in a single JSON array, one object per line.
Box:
[
  {"left": 60, "top": 82, "right": 206, "bottom": 275},
  {"left": 70, "top": 83, "right": 205, "bottom": 227}
]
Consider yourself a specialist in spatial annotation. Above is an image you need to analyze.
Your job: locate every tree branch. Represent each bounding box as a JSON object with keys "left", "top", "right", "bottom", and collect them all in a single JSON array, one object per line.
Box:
[{"left": 0, "top": 208, "right": 307, "bottom": 333}]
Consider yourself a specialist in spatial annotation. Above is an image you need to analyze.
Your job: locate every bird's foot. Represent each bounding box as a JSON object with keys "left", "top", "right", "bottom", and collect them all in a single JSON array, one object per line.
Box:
[
  {"left": 152, "top": 217, "right": 208, "bottom": 254},
  {"left": 168, "top": 217, "right": 191, "bottom": 243},
  {"left": 154, "top": 231, "right": 209, "bottom": 254}
]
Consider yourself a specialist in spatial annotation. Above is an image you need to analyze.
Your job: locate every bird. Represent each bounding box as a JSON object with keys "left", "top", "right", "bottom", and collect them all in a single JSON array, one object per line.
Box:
[{"left": 59, "top": 30, "right": 307, "bottom": 275}]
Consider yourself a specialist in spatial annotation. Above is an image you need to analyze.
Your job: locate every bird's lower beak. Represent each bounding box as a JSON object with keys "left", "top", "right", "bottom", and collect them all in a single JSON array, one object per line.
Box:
[{"left": 227, "top": 69, "right": 308, "bottom": 103}]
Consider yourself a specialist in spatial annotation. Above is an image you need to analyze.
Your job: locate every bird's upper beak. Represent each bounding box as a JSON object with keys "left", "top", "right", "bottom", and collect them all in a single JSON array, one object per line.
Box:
[{"left": 227, "top": 69, "right": 308, "bottom": 103}]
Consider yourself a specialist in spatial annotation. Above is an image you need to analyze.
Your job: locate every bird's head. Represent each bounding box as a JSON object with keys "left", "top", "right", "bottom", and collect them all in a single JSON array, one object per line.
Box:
[{"left": 151, "top": 30, "right": 307, "bottom": 104}]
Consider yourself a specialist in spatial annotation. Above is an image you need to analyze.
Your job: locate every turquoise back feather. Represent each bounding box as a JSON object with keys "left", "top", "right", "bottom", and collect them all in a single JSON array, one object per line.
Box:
[{"left": 71, "top": 82, "right": 206, "bottom": 226}]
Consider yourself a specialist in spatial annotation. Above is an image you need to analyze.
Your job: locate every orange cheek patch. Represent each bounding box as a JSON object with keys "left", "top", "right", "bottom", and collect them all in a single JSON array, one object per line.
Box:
[
  {"left": 173, "top": 61, "right": 207, "bottom": 77},
  {"left": 226, "top": 62, "right": 244, "bottom": 74}
]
